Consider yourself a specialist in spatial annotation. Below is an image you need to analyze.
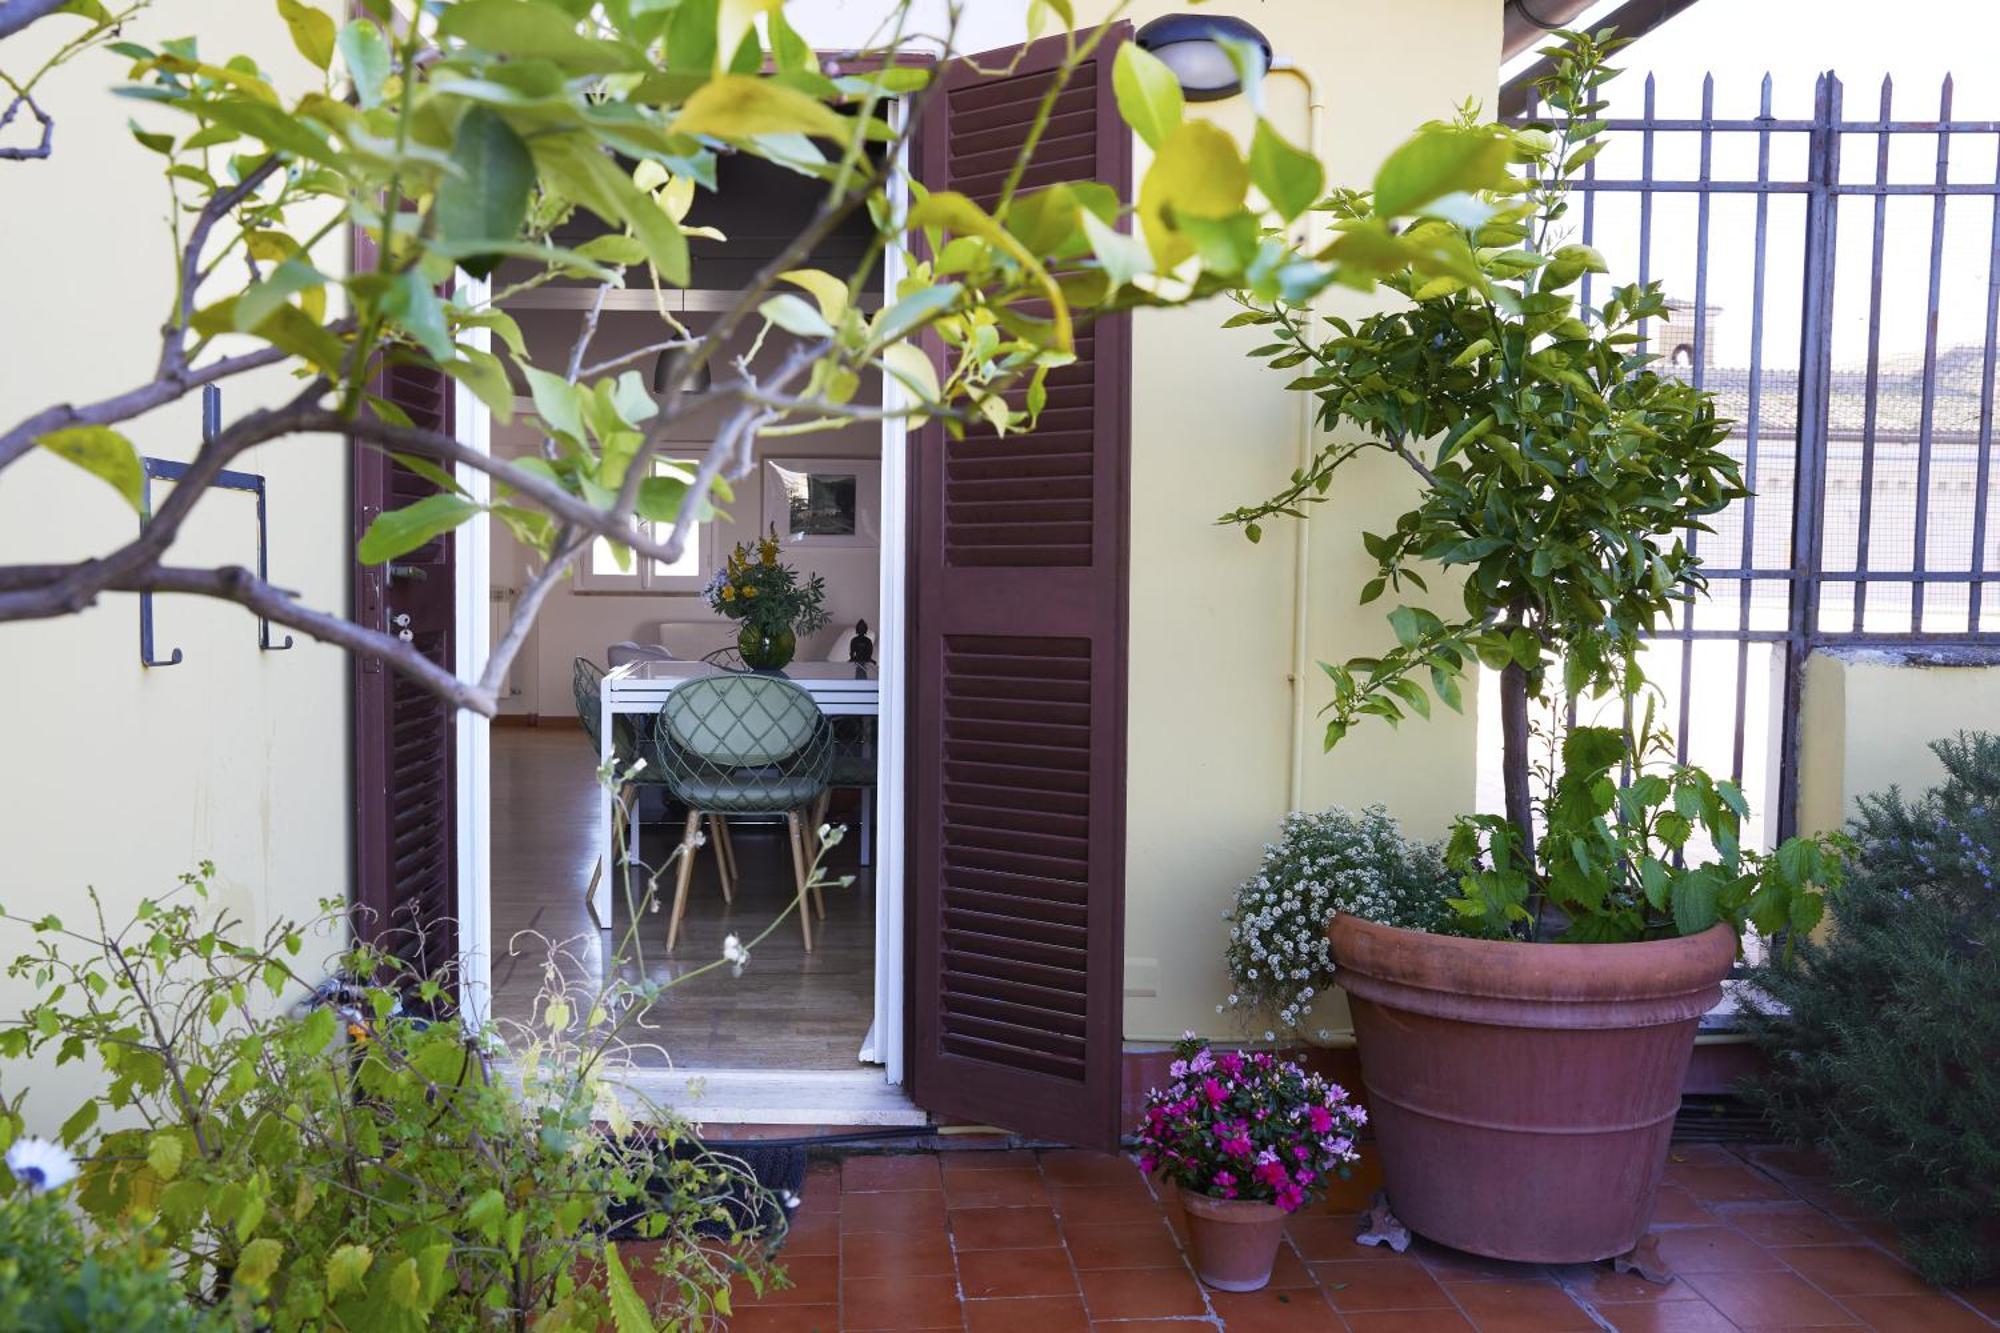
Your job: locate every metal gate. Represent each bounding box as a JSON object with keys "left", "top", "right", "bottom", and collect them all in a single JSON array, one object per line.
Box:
[{"left": 1515, "top": 71, "right": 2000, "bottom": 841}]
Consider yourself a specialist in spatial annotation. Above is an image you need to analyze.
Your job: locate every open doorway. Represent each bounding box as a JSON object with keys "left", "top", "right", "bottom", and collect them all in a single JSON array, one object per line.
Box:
[{"left": 465, "top": 146, "right": 914, "bottom": 1117}]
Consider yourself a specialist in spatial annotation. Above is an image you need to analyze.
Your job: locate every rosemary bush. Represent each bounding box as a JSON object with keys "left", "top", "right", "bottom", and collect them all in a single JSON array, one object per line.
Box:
[
  {"left": 1743, "top": 733, "right": 2000, "bottom": 1285},
  {"left": 1223, "top": 807, "right": 1459, "bottom": 1039}
]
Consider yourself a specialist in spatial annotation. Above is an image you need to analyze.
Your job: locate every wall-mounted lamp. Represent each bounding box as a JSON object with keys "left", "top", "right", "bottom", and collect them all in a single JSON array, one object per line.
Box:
[
  {"left": 1133, "top": 13, "right": 1273, "bottom": 102},
  {"left": 652, "top": 347, "right": 714, "bottom": 397}
]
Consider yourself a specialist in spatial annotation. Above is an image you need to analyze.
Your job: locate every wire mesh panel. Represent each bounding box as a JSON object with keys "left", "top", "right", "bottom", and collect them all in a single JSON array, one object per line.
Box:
[{"left": 1506, "top": 71, "right": 2000, "bottom": 839}]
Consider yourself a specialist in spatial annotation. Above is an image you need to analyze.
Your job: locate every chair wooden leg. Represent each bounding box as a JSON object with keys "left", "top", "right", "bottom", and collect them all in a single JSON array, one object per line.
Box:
[
  {"left": 706, "top": 815, "right": 735, "bottom": 904},
  {"left": 808, "top": 790, "right": 832, "bottom": 917},
  {"left": 716, "top": 817, "right": 739, "bottom": 882},
  {"left": 785, "top": 811, "right": 815, "bottom": 953},
  {"left": 666, "top": 809, "right": 702, "bottom": 951}
]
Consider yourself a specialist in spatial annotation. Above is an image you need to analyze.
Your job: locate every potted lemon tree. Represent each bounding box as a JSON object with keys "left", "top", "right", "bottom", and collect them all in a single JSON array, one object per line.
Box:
[{"left": 1224, "top": 29, "right": 1846, "bottom": 1263}]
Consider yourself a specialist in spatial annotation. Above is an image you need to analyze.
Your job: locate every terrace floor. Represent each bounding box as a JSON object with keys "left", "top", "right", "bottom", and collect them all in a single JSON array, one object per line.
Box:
[{"left": 718, "top": 1141, "right": 2000, "bottom": 1331}]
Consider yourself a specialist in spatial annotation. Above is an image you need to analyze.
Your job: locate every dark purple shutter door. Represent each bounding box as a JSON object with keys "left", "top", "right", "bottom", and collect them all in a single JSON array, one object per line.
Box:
[
  {"left": 352, "top": 234, "right": 459, "bottom": 989},
  {"left": 908, "top": 27, "right": 1132, "bottom": 1147}
]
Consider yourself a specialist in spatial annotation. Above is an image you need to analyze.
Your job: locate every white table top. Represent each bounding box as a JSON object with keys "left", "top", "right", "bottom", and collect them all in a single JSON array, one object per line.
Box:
[{"left": 602, "top": 659, "right": 879, "bottom": 715}]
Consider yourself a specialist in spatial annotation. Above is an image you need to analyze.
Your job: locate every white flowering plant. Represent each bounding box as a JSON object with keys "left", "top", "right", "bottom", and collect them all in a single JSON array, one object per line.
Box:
[{"left": 1223, "top": 806, "right": 1462, "bottom": 1038}]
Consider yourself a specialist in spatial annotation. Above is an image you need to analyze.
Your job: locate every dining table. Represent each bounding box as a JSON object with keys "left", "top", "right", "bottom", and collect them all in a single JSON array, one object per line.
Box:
[{"left": 593, "top": 658, "right": 880, "bottom": 925}]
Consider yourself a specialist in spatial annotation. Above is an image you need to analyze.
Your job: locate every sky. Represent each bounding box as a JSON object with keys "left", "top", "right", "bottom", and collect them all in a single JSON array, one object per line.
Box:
[{"left": 1505, "top": 0, "right": 2000, "bottom": 369}]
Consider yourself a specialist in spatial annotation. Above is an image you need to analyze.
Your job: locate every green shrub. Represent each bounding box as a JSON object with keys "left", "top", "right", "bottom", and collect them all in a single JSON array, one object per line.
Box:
[
  {"left": 1743, "top": 732, "right": 2000, "bottom": 1285},
  {"left": 0, "top": 1191, "right": 229, "bottom": 1333},
  {"left": 0, "top": 866, "right": 782, "bottom": 1331},
  {"left": 1224, "top": 806, "right": 1461, "bottom": 1038}
]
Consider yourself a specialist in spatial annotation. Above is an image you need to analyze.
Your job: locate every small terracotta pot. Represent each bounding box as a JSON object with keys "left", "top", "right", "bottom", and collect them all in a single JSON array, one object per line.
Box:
[
  {"left": 1330, "top": 913, "right": 1736, "bottom": 1263},
  {"left": 1180, "top": 1191, "right": 1289, "bottom": 1291}
]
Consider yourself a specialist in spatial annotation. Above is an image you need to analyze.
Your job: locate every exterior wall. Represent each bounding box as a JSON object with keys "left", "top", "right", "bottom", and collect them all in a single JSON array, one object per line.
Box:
[
  {"left": 1094, "top": 0, "right": 1502, "bottom": 1041},
  {"left": 1797, "top": 648, "right": 2000, "bottom": 835},
  {"left": 0, "top": 2, "right": 349, "bottom": 1128}
]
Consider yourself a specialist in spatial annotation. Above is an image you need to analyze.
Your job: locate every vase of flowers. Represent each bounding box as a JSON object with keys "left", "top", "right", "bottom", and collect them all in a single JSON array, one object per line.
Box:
[
  {"left": 703, "top": 527, "right": 829, "bottom": 671},
  {"left": 1136, "top": 1035, "right": 1366, "bottom": 1291}
]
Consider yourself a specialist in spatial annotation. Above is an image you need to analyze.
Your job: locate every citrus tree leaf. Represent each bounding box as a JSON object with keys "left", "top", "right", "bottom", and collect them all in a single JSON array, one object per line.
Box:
[
  {"left": 358, "top": 494, "right": 483, "bottom": 564},
  {"left": 1111, "top": 42, "right": 1182, "bottom": 149},
  {"left": 36, "top": 425, "right": 146, "bottom": 514}
]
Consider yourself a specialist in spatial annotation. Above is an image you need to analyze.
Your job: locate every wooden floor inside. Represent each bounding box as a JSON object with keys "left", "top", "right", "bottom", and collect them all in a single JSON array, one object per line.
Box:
[{"left": 488, "top": 726, "right": 878, "bottom": 1072}]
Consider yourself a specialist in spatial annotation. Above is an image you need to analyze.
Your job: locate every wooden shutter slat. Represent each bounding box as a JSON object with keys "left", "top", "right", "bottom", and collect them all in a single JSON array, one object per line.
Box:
[{"left": 909, "top": 25, "right": 1131, "bottom": 1146}]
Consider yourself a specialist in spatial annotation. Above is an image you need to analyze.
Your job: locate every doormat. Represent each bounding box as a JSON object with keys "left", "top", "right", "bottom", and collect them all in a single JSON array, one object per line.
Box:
[{"left": 606, "top": 1138, "right": 807, "bottom": 1241}]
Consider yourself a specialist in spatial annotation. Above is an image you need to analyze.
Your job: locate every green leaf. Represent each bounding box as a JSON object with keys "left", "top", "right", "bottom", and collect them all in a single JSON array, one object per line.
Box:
[
  {"left": 1146, "top": 119, "right": 1249, "bottom": 222},
  {"left": 1080, "top": 208, "right": 1150, "bottom": 289},
  {"left": 337, "top": 19, "right": 390, "bottom": 107},
  {"left": 383, "top": 270, "right": 453, "bottom": 360},
  {"left": 529, "top": 133, "right": 689, "bottom": 286},
  {"left": 604, "top": 1242, "right": 651, "bottom": 1333},
  {"left": 358, "top": 494, "right": 483, "bottom": 564},
  {"left": 147, "top": 1131, "right": 184, "bottom": 1181},
  {"left": 235, "top": 257, "right": 325, "bottom": 333},
  {"left": 275, "top": 0, "right": 335, "bottom": 69},
  {"left": 436, "top": 0, "right": 640, "bottom": 73},
  {"left": 522, "top": 366, "right": 586, "bottom": 441},
  {"left": 671, "top": 73, "right": 854, "bottom": 142},
  {"left": 36, "top": 425, "right": 146, "bottom": 514},
  {"left": 759, "top": 293, "right": 833, "bottom": 339},
  {"left": 1372, "top": 127, "right": 1513, "bottom": 219},
  {"left": 870, "top": 281, "right": 963, "bottom": 349},
  {"left": 435, "top": 106, "right": 535, "bottom": 271},
  {"left": 443, "top": 347, "right": 516, "bottom": 423},
  {"left": 236, "top": 1237, "right": 284, "bottom": 1290},
  {"left": 175, "top": 96, "right": 339, "bottom": 167},
  {"left": 58, "top": 1099, "right": 98, "bottom": 1145},
  {"left": 1249, "top": 118, "right": 1324, "bottom": 223},
  {"left": 326, "top": 1243, "right": 373, "bottom": 1301},
  {"left": 1111, "top": 42, "right": 1183, "bottom": 149}
]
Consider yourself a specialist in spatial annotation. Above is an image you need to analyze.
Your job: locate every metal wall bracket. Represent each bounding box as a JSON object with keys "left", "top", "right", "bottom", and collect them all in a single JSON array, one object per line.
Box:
[{"left": 137, "top": 386, "right": 294, "bottom": 667}]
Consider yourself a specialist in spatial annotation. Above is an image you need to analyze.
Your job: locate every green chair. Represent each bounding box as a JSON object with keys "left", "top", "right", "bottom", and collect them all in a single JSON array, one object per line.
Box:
[
  {"left": 572, "top": 657, "right": 690, "bottom": 921},
  {"left": 654, "top": 673, "right": 833, "bottom": 952}
]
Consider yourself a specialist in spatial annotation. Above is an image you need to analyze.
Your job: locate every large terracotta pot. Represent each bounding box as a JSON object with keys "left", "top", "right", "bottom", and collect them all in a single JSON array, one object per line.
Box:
[
  {"left": 1180, "top": 1192, "right": 1288, "bottom": 1291},
  {"left": 1330, "top": 914, "right": 1735, "bottom": 1263}
]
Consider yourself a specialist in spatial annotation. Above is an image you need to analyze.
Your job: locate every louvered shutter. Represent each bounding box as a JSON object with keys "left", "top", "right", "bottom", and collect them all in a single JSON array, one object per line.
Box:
[
  {"left": 351, "top": 242, "right": 460, "bottom": 992},
  {"left": 908, "top": 27, "right": 1132, "bottom": 1147}
]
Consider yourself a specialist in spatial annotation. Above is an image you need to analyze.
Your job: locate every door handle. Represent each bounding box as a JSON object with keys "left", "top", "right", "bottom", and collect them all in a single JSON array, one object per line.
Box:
[{"left": 388, "top": 562, "right": 428, "bottom": 582}]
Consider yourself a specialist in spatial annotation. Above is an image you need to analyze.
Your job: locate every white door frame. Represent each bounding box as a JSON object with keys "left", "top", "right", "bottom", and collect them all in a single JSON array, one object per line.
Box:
[{"left": 450, "top": 142, "right": 914, "bottom": 1091}]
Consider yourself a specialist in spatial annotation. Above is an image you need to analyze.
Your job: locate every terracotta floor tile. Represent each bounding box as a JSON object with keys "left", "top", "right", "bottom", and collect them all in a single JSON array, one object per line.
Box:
[
  {"left": 1063, "top": 1218, "right": 1187, "bottom": 1270},
  {"left": 1076, "top": 1265, "right": 1209, "bottom": 1320},
  {"left": 843, "top": 1153, "right": 944, "bottom": 1193},
  {"left": 1651, "top": 1224, "right": 1781, "bottom": 1274},
  {"left": 1681, "top": 1269, "right": 1855, "bottom": 1327},
  {"left": 1775, "top": 1243, "right": 1932, "bottom": 1297},
  {"left": 950, "top": 1205, "right": 1064, "bottom": 1251},
  {"left": 1714, "top": 1203, "right": 1856, "bottom": 1248},
  {"left": 1207, "top": 1286, "right": 1344, "bottom": 1330},
  {"left": 723, "top": 1305, "right": 842, "bottom": 1332},
  {"left": 1958, "top": 1284, "right": 2000, "bottom": 1320},
  {"left": 963, "top": 1294, "right": 1092, "bottom": 1333},
  {"left": 1413, "top": 1241, "right": 1551, "bottom": 1284},
  {"left": 1312, "top": 1259, "right": 1452, "bottom": 1312},
  {"left": 732, "top": 1253, "right": 839, "bottom": 1308},
  {"left": 842, "top": 1228, "right": 955, "bottom": 1278},
  {"left": 957, "top": 1247, "right": 1082, "bottom": 1300},
  {"left": 1594, "top": 1302, "right": 1739, "bottom": 1332},
  {"left": 1087, "top": 1323, "right": 1217, "bottom": 1332},
  {"left": 841, "top": 1273, "right": 965, "bottom": 1330},
  {"left": 840, "top": 1187, "right": 948, "bottom": 1234},
  {"left": 1039, "top": 1149, "right": 1149, "bottom": 1189},
  {"left": 1668, "top": 1145, "right": 1742, "bottom": 1168},
  {"left": 1341, "top": 1312, "right": 1476, "bottom": 1332},
  {"left": 1667, "top": 1162, "right": 1795, "bottom": 1204},
  {"left": 1739, "top": 1145, "right": 1832, "bottom": 1180},
  {"left": 1551, "top": 1264, "right": 1702, "bottom": 1304},
  {"left": 1051, "top": 1184, "right": 1169, "bottom": 1229},
  {"left": 1263, "top": 1242, "right": 1318, "bottom": 1291},
  {"left": 780, "top": 1209, "right": 840, "bottom": 1257},
  {"left": 943, "top": 1148, "right": 1043, "bottom": 1172},
  {"left": 1649, "top": 1184, "right": 1720, "bottom": 1227},
  {"left": 1830, "top": 1292, "right": 1999, "bottom": 1332},
  {"left": 1289, "top": 1214, "right": 1380, "bottom": 1263},
  {"left": 946, "top": 1167, "right": 1052, "bottom": 1209},
  {"left": 1443, "top": 1279, "right": 1597, "bottom": 1331}
]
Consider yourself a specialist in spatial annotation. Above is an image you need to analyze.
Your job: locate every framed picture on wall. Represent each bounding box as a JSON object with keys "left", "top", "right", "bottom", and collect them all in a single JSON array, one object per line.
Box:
[{"left": 763, "top": 457, "right": 881, "bottom": 548}]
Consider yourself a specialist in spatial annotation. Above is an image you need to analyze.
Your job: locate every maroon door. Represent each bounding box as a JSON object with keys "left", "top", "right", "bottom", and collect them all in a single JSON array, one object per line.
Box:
[
  {"left": 351, "top": 285, "right": 459, "bottom": 988},
  {"left": 908, "top": 28, "right": 1133, "bottom": 1147}
]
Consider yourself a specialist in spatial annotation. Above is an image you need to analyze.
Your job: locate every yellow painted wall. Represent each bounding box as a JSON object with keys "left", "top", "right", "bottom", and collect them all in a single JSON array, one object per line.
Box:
[
  {"left": 0, "top": 2, "right": 349, "bottom": 1130},
  {"left": 1077, "top": 2, "right": 1503, "bottom": 1040},
  {"left": 1797, "top": 648, "right": 2000, "bottom": 835}
]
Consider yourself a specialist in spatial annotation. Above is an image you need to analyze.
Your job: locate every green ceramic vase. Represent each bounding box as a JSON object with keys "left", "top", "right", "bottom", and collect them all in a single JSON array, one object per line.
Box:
[{"left": 737, "top": 623, "right": 796, "bottom": 671}]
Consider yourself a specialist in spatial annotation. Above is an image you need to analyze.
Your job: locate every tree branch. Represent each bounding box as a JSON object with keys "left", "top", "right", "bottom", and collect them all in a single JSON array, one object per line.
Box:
[
  {"left": 0, "top": 0, "right": 68, "bottom": 42},
  {"left": 0, "top": 86, "right": 51, "bottom": 160},
  {"left": 161, "top": 154, "right": 282, "bottom": 378}
]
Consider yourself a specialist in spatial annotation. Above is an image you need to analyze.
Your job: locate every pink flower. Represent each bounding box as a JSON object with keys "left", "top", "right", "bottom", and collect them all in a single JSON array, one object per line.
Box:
[
  {"left": 1308, "top": 1105, "right": 1335, "bottom": 1134},
  {"left": 1217, "top": 1051, "right": 1244, "bottom": 1078},
  {"left": 1202, "top": 1077, "right": 1227, "bottom": 1106}
]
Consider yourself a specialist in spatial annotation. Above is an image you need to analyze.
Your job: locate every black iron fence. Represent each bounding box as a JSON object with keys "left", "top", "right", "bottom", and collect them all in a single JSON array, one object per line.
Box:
[{"left": 1514, "top": 71, "right": 2000, "bottom": 841}]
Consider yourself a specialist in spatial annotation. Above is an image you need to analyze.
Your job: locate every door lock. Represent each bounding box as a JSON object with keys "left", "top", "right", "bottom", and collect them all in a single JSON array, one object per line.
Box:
[{"left": 392, "top": 612, "right": 414, "bottom": 643}]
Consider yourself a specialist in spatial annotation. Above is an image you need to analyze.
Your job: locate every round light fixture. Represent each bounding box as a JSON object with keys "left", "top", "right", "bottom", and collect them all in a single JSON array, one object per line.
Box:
[{"left": 1133, "top": 14, "right": 1273, "bottom": 103}]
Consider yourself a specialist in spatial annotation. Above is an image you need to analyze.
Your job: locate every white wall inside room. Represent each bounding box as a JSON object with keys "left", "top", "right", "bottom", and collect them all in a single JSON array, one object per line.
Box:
[{"left": 493, "top": 308, "right": 884, "bottom": 718}]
